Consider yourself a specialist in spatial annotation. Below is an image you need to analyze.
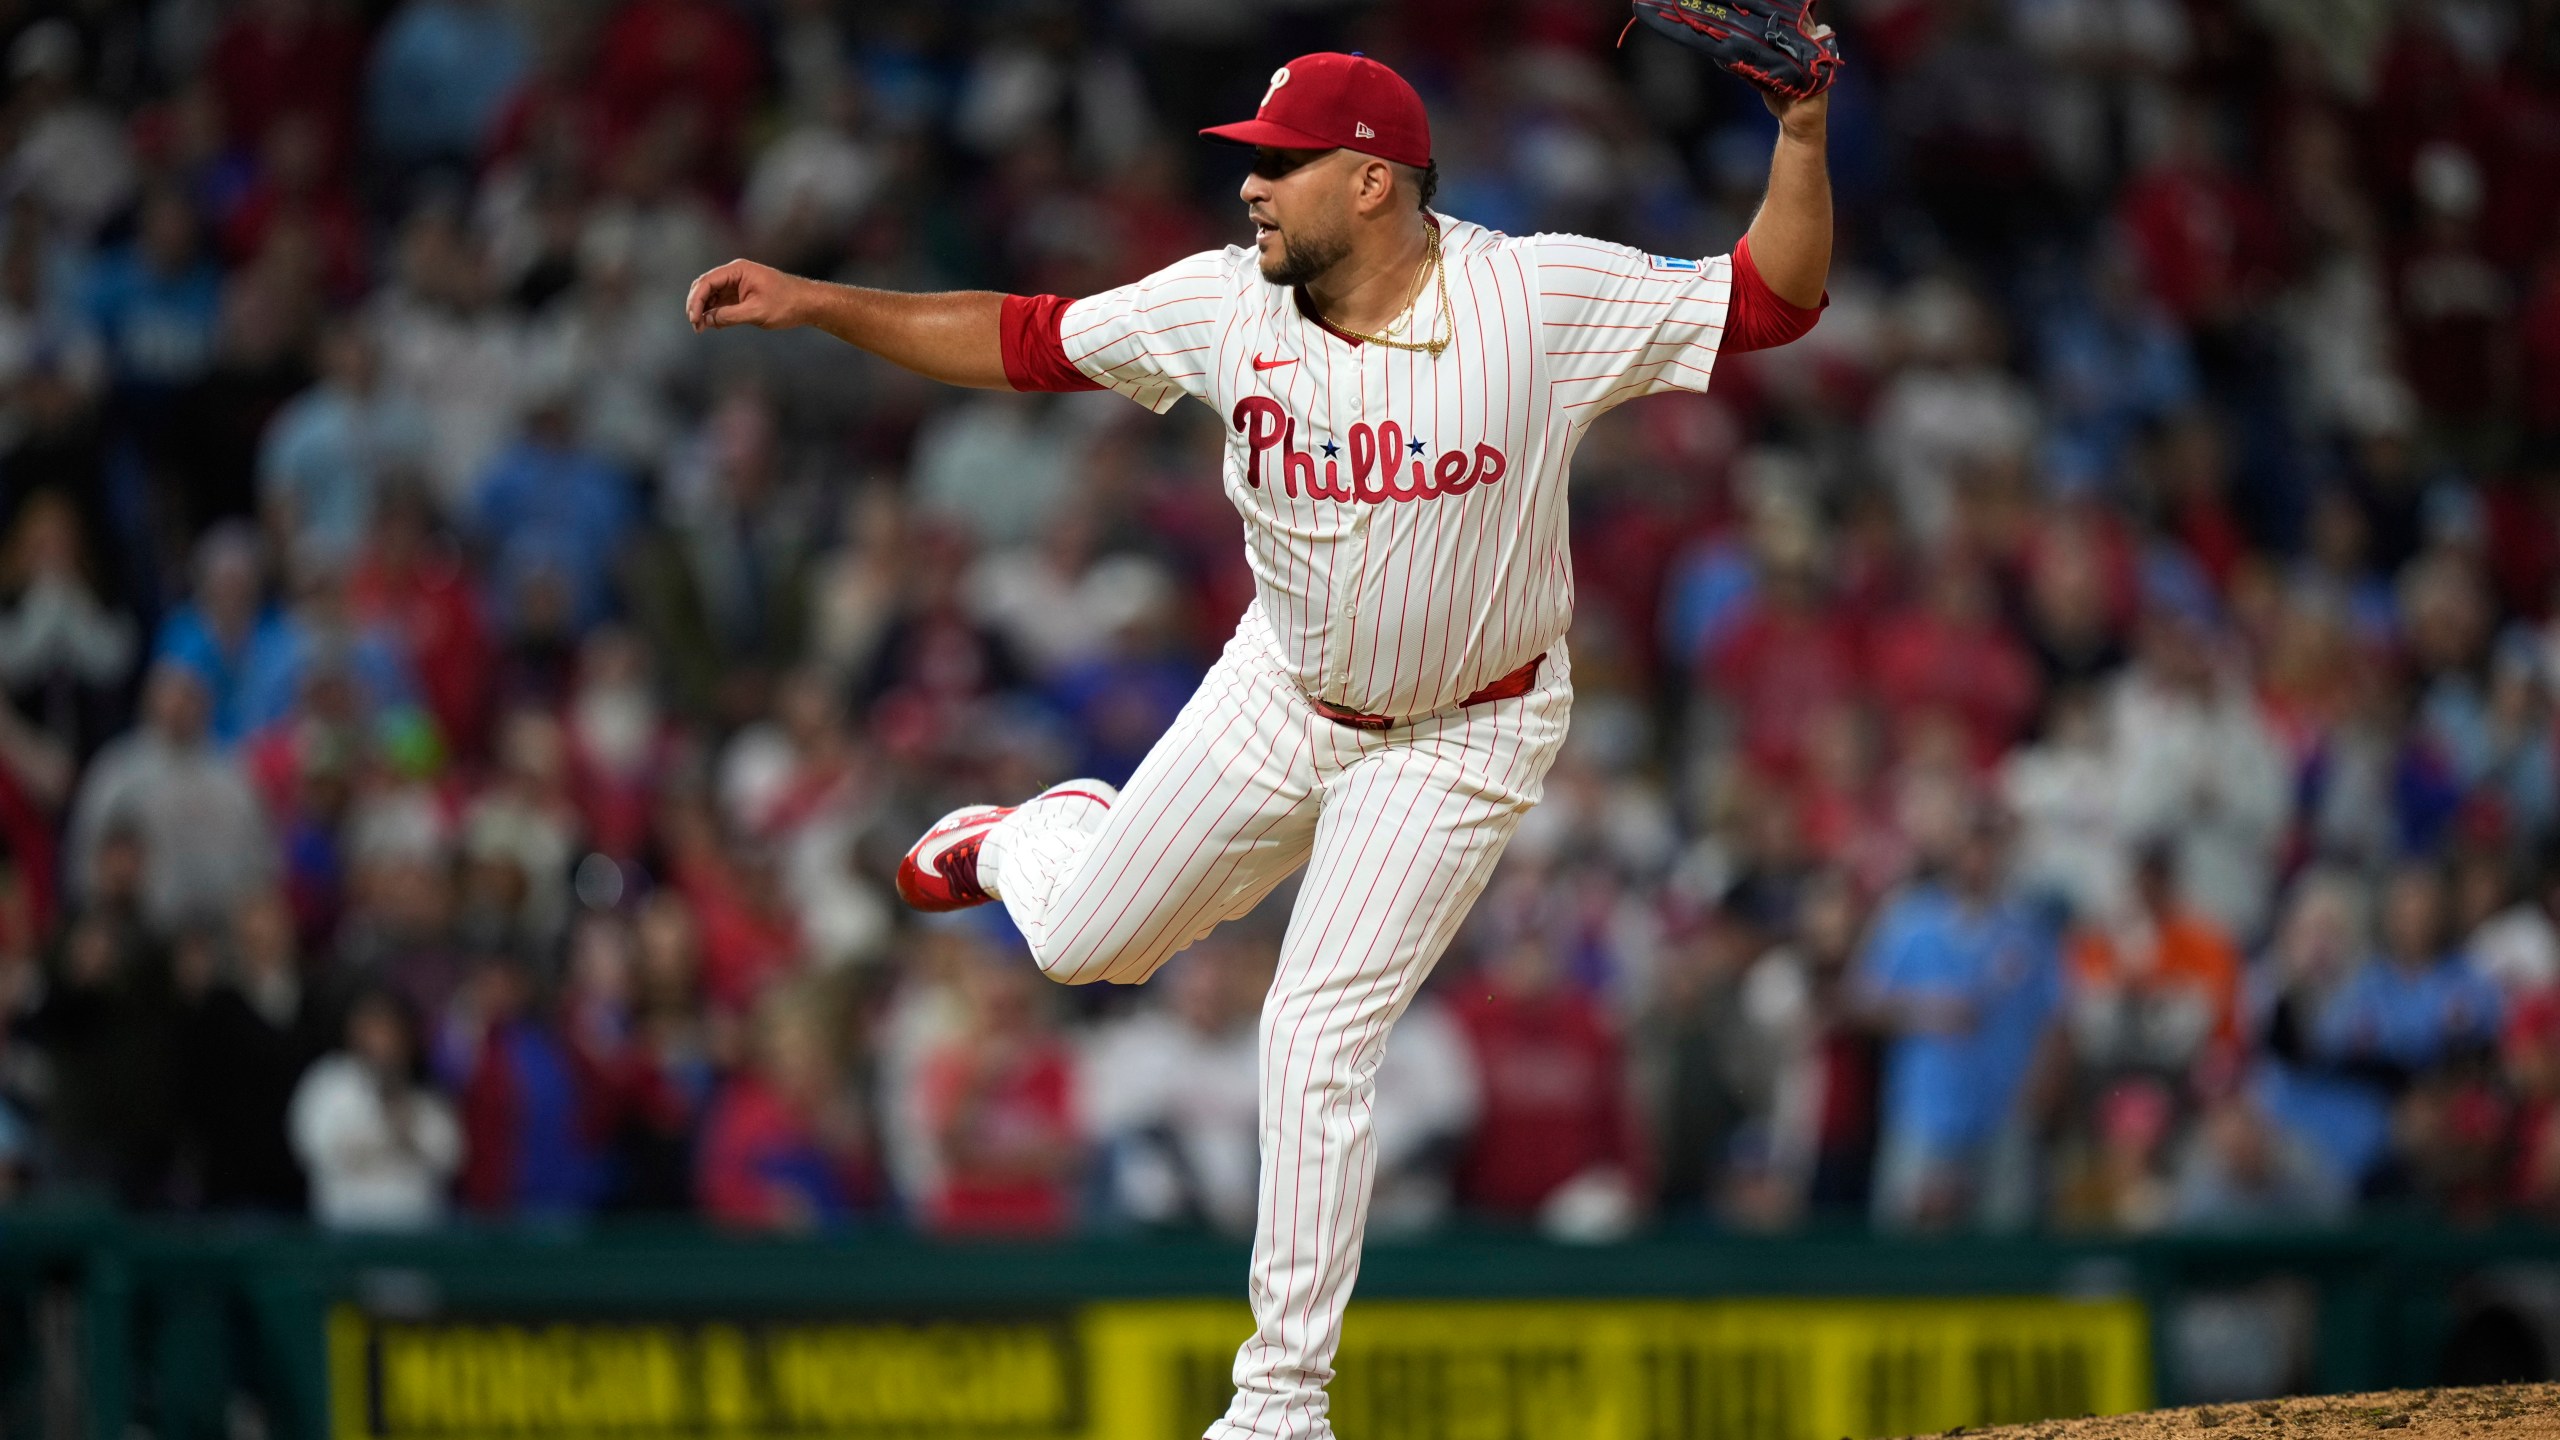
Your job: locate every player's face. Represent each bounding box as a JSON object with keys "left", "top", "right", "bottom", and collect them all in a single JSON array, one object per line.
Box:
[{"left": 1241, "top": 146, "right": 1355, "bottom": 287}]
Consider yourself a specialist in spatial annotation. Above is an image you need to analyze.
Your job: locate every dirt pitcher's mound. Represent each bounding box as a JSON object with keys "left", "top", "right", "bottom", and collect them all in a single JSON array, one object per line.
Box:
[{"left": 1933, "top": 1387, "right": 2560, "bottom": 1440}]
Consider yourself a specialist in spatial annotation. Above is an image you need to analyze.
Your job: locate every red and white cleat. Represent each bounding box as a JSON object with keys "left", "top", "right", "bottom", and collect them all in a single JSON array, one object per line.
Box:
[{"left": 895, "top": 804, "right": 1012, "bottom": 912}]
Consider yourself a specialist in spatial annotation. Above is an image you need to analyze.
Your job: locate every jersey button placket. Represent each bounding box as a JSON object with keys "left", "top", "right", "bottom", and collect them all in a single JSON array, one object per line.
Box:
[{"left": 1333, "top": 528, "right": 1363, "bottom": 687}]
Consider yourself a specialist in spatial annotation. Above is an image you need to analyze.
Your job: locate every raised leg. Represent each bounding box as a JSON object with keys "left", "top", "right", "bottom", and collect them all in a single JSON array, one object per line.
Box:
[{"left": 989, "top": 611, "right": 1322, "bottom": 985}]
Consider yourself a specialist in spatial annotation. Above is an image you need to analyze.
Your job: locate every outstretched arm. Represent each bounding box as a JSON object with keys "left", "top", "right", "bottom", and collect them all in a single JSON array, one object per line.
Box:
[
  {"left": 684, "top": 260, "right": 1013, "bottom": 390},
  {"left": 1741, "top": 89, "right": 1831, "bottom": 310}
]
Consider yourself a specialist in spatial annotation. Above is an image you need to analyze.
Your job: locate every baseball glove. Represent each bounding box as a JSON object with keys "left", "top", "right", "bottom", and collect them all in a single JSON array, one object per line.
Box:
[{"left": 1630, "top": 0, "right": 1843, "bottom": 100}]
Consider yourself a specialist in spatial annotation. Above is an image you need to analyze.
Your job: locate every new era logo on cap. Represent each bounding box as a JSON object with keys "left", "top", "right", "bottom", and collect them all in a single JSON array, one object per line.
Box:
[{"left": 1200, "top": 52, "right": 1432, "bottom": 170}]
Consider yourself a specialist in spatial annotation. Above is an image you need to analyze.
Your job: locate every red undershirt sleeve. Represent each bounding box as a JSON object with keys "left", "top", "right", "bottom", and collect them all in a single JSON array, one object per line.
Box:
[
  {"left": 1725, "top": 237, "right": 1827, "bottom": 353},
  {"left": 1000, "top": 293, "right": 1104, "bottom": 393}
]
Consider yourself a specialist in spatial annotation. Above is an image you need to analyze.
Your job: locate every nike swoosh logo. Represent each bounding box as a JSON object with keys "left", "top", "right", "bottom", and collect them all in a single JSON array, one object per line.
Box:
[{"left": 1252, "top": 355, "right": 1298, "bottom": 371}]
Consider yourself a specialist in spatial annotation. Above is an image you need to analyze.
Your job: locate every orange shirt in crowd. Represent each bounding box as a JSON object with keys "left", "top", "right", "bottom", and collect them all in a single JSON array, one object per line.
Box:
[{"left": 2068, "top": 909, "right": 2245, "bottom": 1046}]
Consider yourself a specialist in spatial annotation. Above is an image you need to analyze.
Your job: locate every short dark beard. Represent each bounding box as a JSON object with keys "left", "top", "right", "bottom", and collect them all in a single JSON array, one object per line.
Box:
[{"left": 1259, "top": 220, "right": 1352, "bottom": 288}]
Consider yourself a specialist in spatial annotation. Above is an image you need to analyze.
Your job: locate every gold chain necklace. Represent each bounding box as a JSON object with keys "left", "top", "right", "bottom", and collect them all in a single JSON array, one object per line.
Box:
[
  {"left": 1368, "top": 226, "right": 1434, "bottom": 338},
  {"left": 1329, "top": 223, "right": 1452, "bottom": 357}
]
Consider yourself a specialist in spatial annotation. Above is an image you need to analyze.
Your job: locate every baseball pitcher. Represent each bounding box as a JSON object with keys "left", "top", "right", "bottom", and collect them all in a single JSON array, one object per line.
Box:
[{"left": 685, "top": 8, "right": 1839, "bottom": 1434}]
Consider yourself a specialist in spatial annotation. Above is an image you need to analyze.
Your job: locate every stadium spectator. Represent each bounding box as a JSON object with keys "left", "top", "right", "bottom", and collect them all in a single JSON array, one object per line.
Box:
[
  {"left": 2003, "top": 684, "right": 2131, "bottom": 925},
  {"left": 1082, "top": 940, "right": 1265, "bottom": 1235},
  {"left": 84, "top": 188, "right": 223, "bottom": 403},
  {"left": 2051, "top": 1075, "right": 2176, "bottom": 1233},
  {"left": 176, "top": 891, "right": 324, "bottom": 1212},
  {"left": 696, "top": 979, "right": 870, "bottom": 1230},
  {"left": 1856, "top": 808, "right": 2065, "bottom": 1231},
  {"left": 209, "top": 0, "right": 364, "bottom": 164},
  {"left": 259, "top": 322, "right": 433, "bottom": 568},
  {"left": 2314, "top": 862, "right": 2506, "bottom": 1080},
  {"left": 469, "top": 385, "right": 635, "bottom": 636},
  {"left": 440, "top": 952, "right": 602, "bottom": 1216},
  {"left": 1751, "top": 869, "right": 1883, "bottom": 1220},
  {"left": 161, "top": 269, "right": 318, "bottom": 540},
  {"left": 1451, "top": 908, "right": 1648, "bottom": 1236},
  {"left": 20, "top": 884, "right": 183, "bottom": 1204},
  {"left": 2505, "top": 992, "right": 2560, "bottom": 1218},
  {"left": 66, "top": 662, "right": 273, "bottom": 935},
  {"left": 6, "top": 22, "right": 136, "bottom": 243},
  {"left": 0, "top": 492, "right": 135, "bottom": 763},
  {"left": 363, "top": 0, "right": 532, "bottom": 174},
  {"left": 1640, "top": 905, "right": 1769, "bottom": 1221},
  {"left": 153, "top": 526, "right": 281, "bottom": 746},
  {"left": 366, "top": 204, "right": 527, "bottom": 509},
  {"left": 653, "top": 388, "right": 823, "bottom": 686},
  {"left": 2290, "top": 861, "right": 2504, "bottom": 1198},
  {"left": 1867, "top": 557, "right": 2039, "bottom": 770},
  {"left": 2065, "top": 843, "right": 2245, "bottom": 1074},
  {"left": 2170, "top": 1088, "right": 2354, "bottom": 1230},
  {"left": 597, "top": 893, "right": 721, "bottom": 1211},
  {"left": 912, "top": 941, "right": 1081, "bottom": 1236},
  {"left": 347, "top": 483, "right": 494, "bottom": 758},
  {"left": 561, "top": 628, "right": 679, "bottom": 863},
  {"left": 2456, "top": 846, "right": 2560, "bottom": 998},
  {"left": 2108, "top": 597, "right": 2290, "bottom": 942},
  {"left": 289, "top": 988, "right": 461, "bottom": 1230},
  {"left": 232, "top": 548, "right": 421, "bottom": 739}
]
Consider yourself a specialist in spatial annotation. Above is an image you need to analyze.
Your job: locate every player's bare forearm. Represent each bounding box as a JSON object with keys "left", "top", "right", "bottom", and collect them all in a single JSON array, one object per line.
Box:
[
  {"left": 1742, "top": 91, "right": 1832, "bottom": 310},
  {"left": 684, "top": 259, "right": 1013, "bottom": 390}
]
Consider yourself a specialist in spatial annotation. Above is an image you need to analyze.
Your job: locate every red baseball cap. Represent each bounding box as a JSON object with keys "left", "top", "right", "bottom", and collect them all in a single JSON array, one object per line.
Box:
[{"left": 1200, "top": 52, "right": 1431, "bottom": 170}]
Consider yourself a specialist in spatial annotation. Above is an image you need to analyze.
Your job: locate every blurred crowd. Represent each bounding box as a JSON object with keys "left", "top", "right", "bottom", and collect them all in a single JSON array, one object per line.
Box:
[{"left": 0, "top": 0, "right": 2554, "bottom": 1239}]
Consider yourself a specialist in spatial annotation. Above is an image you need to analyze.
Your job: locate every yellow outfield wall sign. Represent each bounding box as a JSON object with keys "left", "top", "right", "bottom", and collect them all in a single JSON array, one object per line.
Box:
[{"left": 329, "top": 1295, "right": 2150, "bottom": 1440}]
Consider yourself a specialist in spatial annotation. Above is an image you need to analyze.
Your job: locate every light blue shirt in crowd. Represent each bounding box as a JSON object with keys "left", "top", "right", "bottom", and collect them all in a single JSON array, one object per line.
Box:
[
  {"left": 260, "top": 384, "right": 435, "bottom": 564},
  {"left": 366, "top": 0, "right": 531, "bottom": 161},
  {"left": 82, "top": 247, "right": 220, "bottom": 390},
  {"left": 2311, "top": 951, "right": 2504, "bottom": 1073},
  {"left": 1856, "top": 882, "right": 2064, "bottom": 1155}
]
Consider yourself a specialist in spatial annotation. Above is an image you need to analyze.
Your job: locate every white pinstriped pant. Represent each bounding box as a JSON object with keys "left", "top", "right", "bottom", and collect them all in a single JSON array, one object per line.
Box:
[{"left": 989, "top": 603, "right": 1570, "bottom": 1440}]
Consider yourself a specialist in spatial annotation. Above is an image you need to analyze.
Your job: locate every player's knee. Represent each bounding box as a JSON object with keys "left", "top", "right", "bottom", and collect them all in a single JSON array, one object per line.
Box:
[
  {"left": 1027, "top": 932, "right": 1122, "bottom": 985},
  {"left": 1027, "top": 909, "right": 1191, "bottom": 984}
]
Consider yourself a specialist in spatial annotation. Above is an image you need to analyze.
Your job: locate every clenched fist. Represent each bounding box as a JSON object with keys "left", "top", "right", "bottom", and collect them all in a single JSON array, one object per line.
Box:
[{"left": 685, "top": 259, "right": 812, "bottom": 332}]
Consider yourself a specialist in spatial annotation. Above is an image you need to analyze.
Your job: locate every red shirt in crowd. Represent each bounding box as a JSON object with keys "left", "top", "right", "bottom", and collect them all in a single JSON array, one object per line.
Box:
[
  {"left": 1702, "top": 595, "right": 1862, "bottom": 780},
  {"left": 1866, "top": 601, "right": 2039, "bottom": 770},
  {"left": 672, "top": 852, "right": 800, "bottom": 1014},
  {"left": 917, "top": 1039, "right": 1080, "bottom": 1236},
  {"left": 1450, "top": 985, "right": 1645, "bottom": 1215},
  {"left": 209, "top": 1, "right": 363, "bottom": 163},
  {"left": 2115, "top": 155, "right": 2285, "bottom": 327},
  {"left": 588, "top": 0, "right": 761, "bottom": 177},
  {"left": 695, "top": 1072, "right": 867, "bottom": 1229},
  {"left": 349, "top": 544, "right": 493, "bottom": 762}
]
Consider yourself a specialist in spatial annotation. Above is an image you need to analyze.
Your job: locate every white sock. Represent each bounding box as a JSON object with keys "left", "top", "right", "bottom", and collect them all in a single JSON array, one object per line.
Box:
[{"left": 989, "top": 805, "right": 1100, "bottom": 925}]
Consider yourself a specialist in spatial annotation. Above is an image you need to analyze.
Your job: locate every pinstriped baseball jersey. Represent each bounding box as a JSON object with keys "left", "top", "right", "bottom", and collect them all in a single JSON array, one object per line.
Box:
[{"left": 1058, "top": 216, "right": 1736, "bottom": 720}]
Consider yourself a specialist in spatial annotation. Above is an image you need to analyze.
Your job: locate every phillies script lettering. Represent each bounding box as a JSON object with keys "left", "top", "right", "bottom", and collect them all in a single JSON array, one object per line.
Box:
[{"left": 1232, "top": 397, "right": 1507, "bottom": 504}]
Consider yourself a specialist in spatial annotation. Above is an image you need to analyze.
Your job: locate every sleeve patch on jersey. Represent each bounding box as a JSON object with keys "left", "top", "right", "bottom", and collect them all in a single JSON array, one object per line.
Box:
[{"left": 1648, "top": 255, "right": 1703, "bottom": 272}]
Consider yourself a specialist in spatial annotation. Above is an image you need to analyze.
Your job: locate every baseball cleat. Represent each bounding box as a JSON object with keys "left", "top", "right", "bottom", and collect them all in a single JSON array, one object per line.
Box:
[
  {"left": 895, "top": 804, "right": 1011, "bottom": 912},
  {"left": 894, "top": 782, "right": 1117, "bottom": 913}
]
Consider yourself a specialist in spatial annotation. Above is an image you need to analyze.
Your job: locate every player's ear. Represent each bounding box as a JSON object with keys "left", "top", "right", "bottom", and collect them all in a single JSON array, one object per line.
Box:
[{"left": 1354, "top": 157, "right": 1396, "bottom": 218}]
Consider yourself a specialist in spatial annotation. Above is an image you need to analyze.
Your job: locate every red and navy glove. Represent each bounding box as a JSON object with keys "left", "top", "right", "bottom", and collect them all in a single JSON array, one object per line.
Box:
[{"left": 1630, "top": 0, "right": 1843, "bottom": 100}]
